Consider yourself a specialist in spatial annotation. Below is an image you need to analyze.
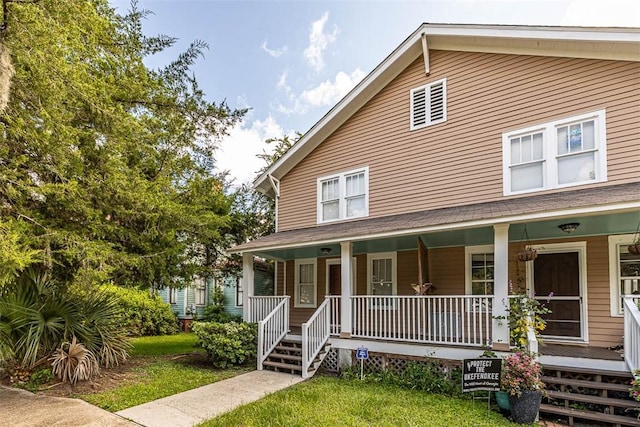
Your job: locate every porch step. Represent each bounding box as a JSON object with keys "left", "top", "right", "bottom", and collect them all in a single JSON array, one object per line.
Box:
[
  {"left": 540, "top": 404, "right": 640, "bottom": 427},
  {"left": 262, "top": 360, "right": 302, "bottom": 374},
  {"left": 540, "top": 365, "right": 639, "bottom": 427},
  {"left": 262, "top": 336, "right": 329, "bottom": 378}
]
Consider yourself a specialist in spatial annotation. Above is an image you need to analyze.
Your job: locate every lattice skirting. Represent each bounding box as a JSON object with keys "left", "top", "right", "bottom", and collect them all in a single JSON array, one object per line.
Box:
[
  {"left": 350, "top": 351, "right": 461, "bottom": 374},
  {"left": 320, "top": 347, "right": 339, "bottom": 373}
]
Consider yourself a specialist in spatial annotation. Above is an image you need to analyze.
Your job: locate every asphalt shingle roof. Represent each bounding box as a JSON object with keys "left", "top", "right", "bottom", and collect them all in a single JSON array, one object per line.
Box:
[{"left": 232, "top": 182, "right": 640, "bottom": 252}]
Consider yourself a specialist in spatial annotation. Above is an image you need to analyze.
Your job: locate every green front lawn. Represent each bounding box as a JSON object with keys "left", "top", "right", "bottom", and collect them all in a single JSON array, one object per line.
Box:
[
  {"left": 81, "top": 333, "right": 251, "bottom": 411},
  {"left": 199, "top": 376, "right": 522, "bottom": 427}
]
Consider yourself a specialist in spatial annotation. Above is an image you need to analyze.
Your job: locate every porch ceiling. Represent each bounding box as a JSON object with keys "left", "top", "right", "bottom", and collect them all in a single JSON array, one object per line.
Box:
[{"left": 233, "top": 182, "right": 640, "bottom": 260}]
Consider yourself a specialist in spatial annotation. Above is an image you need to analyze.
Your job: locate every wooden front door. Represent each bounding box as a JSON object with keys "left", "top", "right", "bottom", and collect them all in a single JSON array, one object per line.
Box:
[
  {"left": 328, "top": 264, "right": 341, "bottom": 295},
  {"left": 533, "top": 252, "right": 583, "bottom": 340}
]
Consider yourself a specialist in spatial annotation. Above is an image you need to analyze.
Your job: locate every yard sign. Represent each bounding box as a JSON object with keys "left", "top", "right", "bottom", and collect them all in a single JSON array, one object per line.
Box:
[
  {"left": 462, "top": 358, "right": 501, "bottom": 392},
  {"left": 356, "top": 346, "right": 368, "bottom": 380}
]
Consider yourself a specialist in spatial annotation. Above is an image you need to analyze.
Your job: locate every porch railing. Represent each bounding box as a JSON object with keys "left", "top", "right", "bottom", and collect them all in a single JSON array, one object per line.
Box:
[
  {"left": 301, "top": 298, "right": 331, "bottom": 379},
  {"left": 256, "top": 296, "right": 290, "bottom": 370},
  {"left": 327, "top": 296, "right": 341, "bottom": 336},
  {"left": 623, "top": 296, "right": 640, "bottom": 375},
  {"left": 350, "top": 295, "right": 493, "bottom": 347},
  {"left": 248, "top": 296, "right": 287, "bottom": 323}
]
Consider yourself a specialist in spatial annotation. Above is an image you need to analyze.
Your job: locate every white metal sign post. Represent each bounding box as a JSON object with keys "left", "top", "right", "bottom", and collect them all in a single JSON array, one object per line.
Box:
[{"left": 356, "top": 346, "right": 369, "bottom": 380}]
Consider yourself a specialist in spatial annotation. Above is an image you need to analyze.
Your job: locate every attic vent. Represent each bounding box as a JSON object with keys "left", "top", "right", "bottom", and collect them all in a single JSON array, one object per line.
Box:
[{"left": 410, "top": 78, "right": 447, "bottom": 130}]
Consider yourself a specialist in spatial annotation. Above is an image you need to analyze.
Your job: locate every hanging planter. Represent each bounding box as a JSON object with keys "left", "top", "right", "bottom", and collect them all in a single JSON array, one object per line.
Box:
[
  {"left": 629, "top": 217, "right": 640, "bottom": 256},
  {"left": 516, "top": 225, "right": 537, "bottom": 262}
]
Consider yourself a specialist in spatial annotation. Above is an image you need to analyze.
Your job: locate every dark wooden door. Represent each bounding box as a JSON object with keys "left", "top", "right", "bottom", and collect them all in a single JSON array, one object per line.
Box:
[
  {"left": 328, "top": 264, "right": 341, "bottom": 295},
  {"left": 533, "top": 252, "right": 582, "bottom": 339}
]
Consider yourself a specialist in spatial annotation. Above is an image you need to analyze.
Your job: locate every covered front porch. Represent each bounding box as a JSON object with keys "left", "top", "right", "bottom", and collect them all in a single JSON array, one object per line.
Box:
[{"left": 234, "top": 184, "right": 640, "bottom": 377}]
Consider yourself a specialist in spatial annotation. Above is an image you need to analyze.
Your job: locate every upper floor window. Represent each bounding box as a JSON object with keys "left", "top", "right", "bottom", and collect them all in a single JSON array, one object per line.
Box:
[
  {"left": 317, "top": 167, "right": 369, "bottom": 223},
  {"left": 503, "top": 110, "right": 607, "bottom": 195},
  {"left": 410, "top": 78, "right": 447, "bottom": 130}
]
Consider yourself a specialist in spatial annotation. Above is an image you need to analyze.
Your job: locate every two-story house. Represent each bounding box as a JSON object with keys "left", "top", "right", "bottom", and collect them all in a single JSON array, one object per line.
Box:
[{"left": 232, "top": 24, "right": 640, "bottom": 403}]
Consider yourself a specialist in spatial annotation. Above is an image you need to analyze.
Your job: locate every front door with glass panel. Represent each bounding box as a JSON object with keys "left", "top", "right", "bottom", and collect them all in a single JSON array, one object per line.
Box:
[{"left": 532, "top": 252, "right": 584, "bottom": 340}]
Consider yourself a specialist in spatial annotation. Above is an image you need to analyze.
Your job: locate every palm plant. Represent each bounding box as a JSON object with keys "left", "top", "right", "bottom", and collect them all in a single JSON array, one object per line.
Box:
[{"left": 0, "top": 267, "right": 130, "bottom": 381}]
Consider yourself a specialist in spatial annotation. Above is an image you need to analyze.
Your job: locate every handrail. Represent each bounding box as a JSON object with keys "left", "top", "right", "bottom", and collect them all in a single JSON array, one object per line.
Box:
[
  {"left": 350, "top": 295, "right": 493, "bottom": 347},
  {"left": 248, "top": 296, "right": 286, "bottom": 323},
  {"left": 257, "top": 296, "right": 290, "bottom": 370},
  {"left": 623, "top": 296, "right": 640, "bottom": 374},
  {"left": 326, "top": 295, "right": 341, "bottom": 336},
  {"left": 301, "top": 298, "right": 331, "bottom": 379}
]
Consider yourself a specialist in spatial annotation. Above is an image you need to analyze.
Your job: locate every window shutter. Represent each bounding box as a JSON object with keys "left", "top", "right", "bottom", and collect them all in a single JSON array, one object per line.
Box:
[
  {"left": 411, "top": 79, "right": 446, "bottom": 130},
  {"left": 430, "top": 81, "right": 444, "bottom": 122},
  {"left": 411, "top": 87, "right": 427, "bottom": 128}
]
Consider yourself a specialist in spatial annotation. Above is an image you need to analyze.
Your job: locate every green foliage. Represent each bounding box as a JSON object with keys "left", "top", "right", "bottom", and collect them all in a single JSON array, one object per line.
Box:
[
  {"left": 202, "top": 305, "right": 242, "bottom": 323},
  {"left": 630, "top": 369, "right": 640, "bottom": 403},
  {"left": 0, "top": 268, "right": 130, "bottom": 375},
  {"left": 0, "top": 0, "right": 245, "bottom": 288},
  {"left": 22, "top": 367, "right": 54, "bottom": 392},
  {"left": 192, "top": 321, "right": 257, "bottom": 368},
  {"left": 101, "top": 284, "right": 178, "bottom": 336},
  {"left": 340, "top": 359, "right": 462, "bottom": 397},
  {"left": 505, "top": 294, "right": 551, "bottom": 349}
]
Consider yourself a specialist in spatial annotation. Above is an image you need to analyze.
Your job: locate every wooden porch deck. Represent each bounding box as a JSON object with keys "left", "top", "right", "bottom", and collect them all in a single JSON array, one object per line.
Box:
[{"left": 540, "top": 343, "right": 624, "bottom": 361}]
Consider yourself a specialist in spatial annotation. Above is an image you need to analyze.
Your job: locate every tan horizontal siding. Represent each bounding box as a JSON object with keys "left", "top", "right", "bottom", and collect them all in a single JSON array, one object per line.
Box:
[{"left": 278, "top": 50, "right": 640, "bottom": 231}]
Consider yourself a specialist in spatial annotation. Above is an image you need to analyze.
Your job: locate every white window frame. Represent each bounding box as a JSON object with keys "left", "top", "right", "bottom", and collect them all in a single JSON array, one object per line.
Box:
[
  {"left": 317, "top": 167, "right": 369, "bottom": 224},
  {"left": 410, "top": 78, "right": 447, "bottom": 130},
  {"left": 169, "top": 287, "right": 178, "bottom": 305},
  {"left": 502, "top": 109, "right": 607, "bottom": 195},
  {"left": 464, "top": 245, "right": 494, "bottom": 312},
  {"left": 235, "top": 277, "right": 243, "bottom": 308},
  {"left": 367, "top": 252, "right": 397, "bottom": 296},
  {"left": 608, "top": 234, "right": 640, "bottom": 316},
  {"left": 195, "top": 278, "right": 207, "bottom": 306},
  {"left": 294, "top": 258, "right": 317, "bottom": 308}
]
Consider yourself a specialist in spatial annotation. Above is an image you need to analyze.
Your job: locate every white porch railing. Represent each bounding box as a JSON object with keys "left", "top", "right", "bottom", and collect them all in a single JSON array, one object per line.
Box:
[
  {"left": 256, "top": 296, "right": 290, "bottom": 370},
  {"left": 327, "top": 296, "right": 341, "bottom": 336},
  {"left": 349, "top": 295, "right": 493, "bottom": 347},
  {"left": 248, "top": 296, "right": 287, "bottom": 323},
  {"left": 301, "top": 298, "right": 331, "bottom": 379},
  {"left": 623, "top": 296, "right": 640, "bottom": 374}
]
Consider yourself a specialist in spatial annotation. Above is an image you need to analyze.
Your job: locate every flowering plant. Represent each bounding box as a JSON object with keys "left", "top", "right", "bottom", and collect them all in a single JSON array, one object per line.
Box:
[
  {"left": 502, "top": 351, "right": 545, "bottom": 397},
  {"left": 630, "top": 370, "right": 640, "bottom": 402}
]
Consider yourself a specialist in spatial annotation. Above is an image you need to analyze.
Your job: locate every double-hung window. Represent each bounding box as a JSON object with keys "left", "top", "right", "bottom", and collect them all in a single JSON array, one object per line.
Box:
[
  {"left": 295, "top": 259, "right": 317, "bottom": 308},
  {"left": 235, "top": 277, "right": 243, "bottom": 307},
  {"left": 410, "top": 78, "right": 447, "bottom": 130},
  {"left": 503, "top": 110, "right": 606, "bottom": 195},
  {"left": 608, "top": 235, "right": 640, "bottom": 316},
  {"left": 317, "top": 167, "right": 368, "bottom": 223},
  {"left": 169, "top": 287, "right": 178, "bottom": 305},
  {"left": 367, "top": 252, "right": 397, "bottom": 296},
  {"left": 465, "top": 245, "right": 494, "bottom": 311},
  {"left": 195, "top": 279, "right": 206, "bottom": 306}
]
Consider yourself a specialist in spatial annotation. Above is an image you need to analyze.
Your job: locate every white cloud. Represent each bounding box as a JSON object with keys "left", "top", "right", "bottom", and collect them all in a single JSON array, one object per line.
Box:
[
  {"left": 261, "top": 41, "right": 287, "bottom": 58},
  {"left": 561, "top": 0, "right": 640, "bottom": 26},
  {"left": 276, "top": 71, "right": 289, "bottom": 91},
  {"left": 216, "top": 115, "right": 284, "bottom": 185},
  {"left": 300, "top": 68, "right": 367, "bottom": 107},
  {"left": 303, "top": 11, "right": 340, "bottom": 71}
]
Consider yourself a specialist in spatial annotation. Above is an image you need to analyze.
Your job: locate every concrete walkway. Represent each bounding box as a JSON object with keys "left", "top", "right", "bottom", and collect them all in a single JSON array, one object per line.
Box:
[
  {"left": 116, "top": 370, "right": 304, "bottom": 427},
  {"left": 0, "top": 385, "right": 137, "bottom": 427}
]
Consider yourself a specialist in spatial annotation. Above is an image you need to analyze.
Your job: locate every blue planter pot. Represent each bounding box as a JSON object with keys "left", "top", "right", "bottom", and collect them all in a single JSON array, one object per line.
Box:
[
  {"left": 509, "top": 390, "right": 542, "bottom": 424},
  {"left": 495, "top": 391, "right": 511, "bottom": 413}
]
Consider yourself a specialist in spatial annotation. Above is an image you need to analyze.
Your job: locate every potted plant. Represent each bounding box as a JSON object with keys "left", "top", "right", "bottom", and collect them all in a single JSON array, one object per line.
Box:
[
  {"left": 516, "top": 225, "right": 538, "bottom": 262},
  {"left": 502, "top": 351, "right": 545, "bottom": 424}
]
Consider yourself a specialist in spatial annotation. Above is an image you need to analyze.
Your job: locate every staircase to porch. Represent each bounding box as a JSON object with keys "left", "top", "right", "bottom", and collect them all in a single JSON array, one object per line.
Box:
[
  {"left": 539, "top": 365, "right": 640, "bottom": 427},
  {"left": 262, "top": 336, "right": 330, "bottom": 377}
]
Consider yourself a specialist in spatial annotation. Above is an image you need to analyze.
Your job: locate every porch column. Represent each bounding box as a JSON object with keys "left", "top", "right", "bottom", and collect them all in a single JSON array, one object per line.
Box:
[
  {"left": 242, "top": 252, "right": 254, "bottom": 322},
  {"left": 340, "top": 241, "right": 353, "bottom": 338},
  {"left": 492, "top": 224, "right": 511, "bottom": 351}
]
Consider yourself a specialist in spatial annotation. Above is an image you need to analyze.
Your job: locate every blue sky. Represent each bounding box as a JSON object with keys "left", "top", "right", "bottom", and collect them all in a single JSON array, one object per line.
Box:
[{"left": 108, "top": 0, "right": 640, "bottom": 185}]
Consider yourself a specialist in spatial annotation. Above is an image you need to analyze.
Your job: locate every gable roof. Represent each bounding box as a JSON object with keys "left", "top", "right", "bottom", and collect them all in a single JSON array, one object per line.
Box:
[
  {"left": 233, "top": 181, "right": 640, "bottom": 253},
  {"left": 254, "top": 23, "right": 640, "bottom": 196}
]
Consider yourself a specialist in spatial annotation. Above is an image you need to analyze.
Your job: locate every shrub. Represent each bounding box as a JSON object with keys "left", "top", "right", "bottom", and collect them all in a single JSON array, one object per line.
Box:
[
  {"left": 50, "top": 337, "right": 99, "bottom": 384},
  {"left": 192, "top": 321, "right": 257, "bottom": 368},
  {"left": 340, "top": 358, "right": 462, "bottom": 397},
  {"left": 202, "top": 305, "right": 242, "bottom": 323},
  {"left": 101, "top": 284, "right": 178, "bottom": 336}
]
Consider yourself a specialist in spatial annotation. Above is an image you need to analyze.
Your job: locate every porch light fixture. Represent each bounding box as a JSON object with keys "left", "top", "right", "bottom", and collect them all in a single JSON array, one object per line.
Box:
[
  {"left": 558, "top": 222, "right": 580, "bottom": 234},
  {"left": 320, "top": 247, "right": 332, "bottom": 255}
]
